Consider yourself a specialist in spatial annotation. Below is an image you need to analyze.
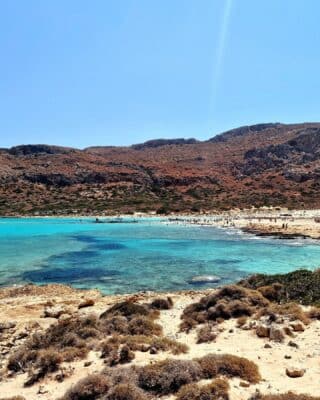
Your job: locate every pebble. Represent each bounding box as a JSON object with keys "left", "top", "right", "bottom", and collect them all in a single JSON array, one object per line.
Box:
[{"left": 286, "top": 367, "right": 305, "bottom": 378}]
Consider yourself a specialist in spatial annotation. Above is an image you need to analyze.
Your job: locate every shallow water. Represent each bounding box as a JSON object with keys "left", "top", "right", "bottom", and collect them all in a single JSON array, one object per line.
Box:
[{"left": 0, "top": 218, "right": 320, "bottom": 294}]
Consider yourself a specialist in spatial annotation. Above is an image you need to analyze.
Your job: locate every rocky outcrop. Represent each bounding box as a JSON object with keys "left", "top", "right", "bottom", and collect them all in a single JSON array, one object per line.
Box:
[
  {"left": 132, "top": 138, "right": 198, "bottom": 150},
  {"left": 242, "top": 127, "right": 320, "bottom": 175},
  {"left": 8, "top": 144, "right": 75, "bottom": 156},
  {"left": 208, "top": 123, "right": 283, "bottom": 143}
]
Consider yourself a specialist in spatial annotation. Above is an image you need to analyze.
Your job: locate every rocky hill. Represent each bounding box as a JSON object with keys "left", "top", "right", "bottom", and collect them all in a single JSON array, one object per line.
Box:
[{"left": 1, "top": 122, "right": 320, "bottom": 215}]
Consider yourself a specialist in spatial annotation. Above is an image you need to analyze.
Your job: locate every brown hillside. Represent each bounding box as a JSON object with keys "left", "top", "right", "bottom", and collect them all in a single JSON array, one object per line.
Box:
[{"left": 1, "top": 123, "right": 320, "bottom": 215}]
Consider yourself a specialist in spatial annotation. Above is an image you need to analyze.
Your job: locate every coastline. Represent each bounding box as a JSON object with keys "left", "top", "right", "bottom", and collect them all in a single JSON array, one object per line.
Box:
[
  {"left": 2, "top": 208, "right": 320, "bottom": 240},
  {"left": 163, "top": 209, "right": 320, "bottom": 240}
]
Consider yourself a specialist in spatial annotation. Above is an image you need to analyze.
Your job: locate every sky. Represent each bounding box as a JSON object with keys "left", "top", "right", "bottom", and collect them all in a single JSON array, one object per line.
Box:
[{"left": 0, "top": 0, "right": 319, "bottom": 148}]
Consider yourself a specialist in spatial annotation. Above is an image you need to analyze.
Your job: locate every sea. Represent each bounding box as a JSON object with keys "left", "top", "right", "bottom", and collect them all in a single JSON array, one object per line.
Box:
[{"left": 0, "top": 217, "right": 319, "bottom": 294}]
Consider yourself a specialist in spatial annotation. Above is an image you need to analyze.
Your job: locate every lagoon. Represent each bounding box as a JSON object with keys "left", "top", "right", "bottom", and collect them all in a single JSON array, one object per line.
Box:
[{"left": 0, "top": 217, "right": 320, "bottom": 294}]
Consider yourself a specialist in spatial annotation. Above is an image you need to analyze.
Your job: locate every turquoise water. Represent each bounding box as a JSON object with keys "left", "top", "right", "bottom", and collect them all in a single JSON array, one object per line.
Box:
[{"left": 0, "top": 218, "right": 320, "bottom": 294}]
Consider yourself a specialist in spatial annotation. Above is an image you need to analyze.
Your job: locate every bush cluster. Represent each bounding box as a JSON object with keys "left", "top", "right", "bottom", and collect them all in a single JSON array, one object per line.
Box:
[
  {"left": 100, "top": 334, "right": 188, "bottom": 363},
  {"left": 255, "top": 303, "right": 310, "bottom": 325},
  {"left": 180, "top": 285, "right": 269, "bottom": 331},
  {"left": 7, "top": 298, "right": 176, "bottom": 385},
  {"left": 239, "top": 269, "right": 320, "bottom": 306},
  {"left": 60, "top": 353, "right": 260, "bottom": 399}
]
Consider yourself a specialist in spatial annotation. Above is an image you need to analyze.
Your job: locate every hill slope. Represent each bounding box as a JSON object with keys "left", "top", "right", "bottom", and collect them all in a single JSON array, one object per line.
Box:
[{"left": 1, "top": 122, "right": 320, "bottom": 215}]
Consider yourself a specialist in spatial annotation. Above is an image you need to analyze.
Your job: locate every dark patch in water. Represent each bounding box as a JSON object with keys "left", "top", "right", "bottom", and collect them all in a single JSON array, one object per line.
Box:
[
  {"left": 23, "top": 266, "right": 120, "bottom": 283},
  {"left": 71, "top": 234, "right": 126, "bottom": 251},
  {"left": 21, "top": 244, "right": 123, "bottom": 285},
  {"left": 93, "top": 242, "right": 126, "bottom": 250},
  {"left": 43, "top": 250, "right": 100, "bottom": 268},
  {"left": 72, "top": 234, "right": 101, "bottom": 244},
  {"left": 213, "top": 259, "right": 241, "bottom": 265}
]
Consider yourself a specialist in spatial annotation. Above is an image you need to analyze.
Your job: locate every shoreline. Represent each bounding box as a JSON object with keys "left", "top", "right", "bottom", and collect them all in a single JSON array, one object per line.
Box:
[{"left": 2, "top": 208, "right": 320, "bottom": 239}]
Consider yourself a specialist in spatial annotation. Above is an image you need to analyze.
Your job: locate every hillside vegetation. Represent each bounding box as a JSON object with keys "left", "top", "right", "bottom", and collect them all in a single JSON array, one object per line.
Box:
[{"left": 1, "top": 123, "right": 320, "bottom": 215}]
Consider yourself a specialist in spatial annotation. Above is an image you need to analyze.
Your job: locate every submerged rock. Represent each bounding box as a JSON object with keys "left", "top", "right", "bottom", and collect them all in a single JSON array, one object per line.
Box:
[{"left": 189, "top": 275, "right": 221, "bottom": 284}]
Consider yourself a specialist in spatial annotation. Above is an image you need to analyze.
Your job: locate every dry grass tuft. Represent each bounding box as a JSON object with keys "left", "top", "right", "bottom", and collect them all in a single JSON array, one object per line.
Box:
[{"left": 176, "top": 378, "right": 229, "bottom": 400}]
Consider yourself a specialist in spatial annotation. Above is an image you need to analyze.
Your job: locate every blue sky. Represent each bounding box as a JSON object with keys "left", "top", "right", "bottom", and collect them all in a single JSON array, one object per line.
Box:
[{"left": 0, "top": 0, "right": 319, "bottom": 148}]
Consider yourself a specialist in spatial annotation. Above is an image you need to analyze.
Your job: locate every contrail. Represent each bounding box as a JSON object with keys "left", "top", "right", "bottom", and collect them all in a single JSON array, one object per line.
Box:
[{"left": 210, "top": 0, "right": 233, "bottom": 115}]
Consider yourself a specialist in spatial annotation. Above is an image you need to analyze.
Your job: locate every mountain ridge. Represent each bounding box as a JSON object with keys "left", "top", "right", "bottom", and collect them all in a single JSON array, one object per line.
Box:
[{"left": 1, "top": 122, "right": 320, "bottom": 215}]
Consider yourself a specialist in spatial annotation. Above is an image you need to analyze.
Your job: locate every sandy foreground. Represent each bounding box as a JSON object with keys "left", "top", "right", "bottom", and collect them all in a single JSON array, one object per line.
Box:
[{"left": 0, "top": 284, "right": 319, "bottom": 399}]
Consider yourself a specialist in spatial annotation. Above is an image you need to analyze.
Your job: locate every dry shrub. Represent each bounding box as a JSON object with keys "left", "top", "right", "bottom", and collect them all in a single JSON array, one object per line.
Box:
[
  {"left": 99, "top": 301, "right": 162, "bottom": 336},
  {"left": 101, "top": 353, "right": 259, "bottom": 397},
  {"left": 308, "top": 307, "right": 320, "bottom": 320},
  {"left": 6, "top": 298, "right": 169, "bottom": 386},
  {"left": 239, "top": 269, "right": 320, "bottom": 305},
  {"left": 197, "top": 324, "right": 217, "bottom": 344},
  {"left": 24, "top": 349, "right": 62, "bottom": 386},
  {"left": 8, "top": 315, "right": 95, "bottom": 378},
  {"left": 7, "top": 299, "right": 165, "bottom": 383},
  {"left": 61, "top": 374, "right": 110, "bottom": 400},
  {"left": 119, "top": 345, "right": 135, "bottom": 364},
  {"left": 100, "top": 316, "right": 129, "bottom": 335},
  {"left": 176, "top": 378, "right": 229, "bottom": 400},
  {"left": 258, "top": 283, "right": 284, "bottom": 302},
  {"left": 138, "top": 359, "right": 202, "bottom": 395},
  {"left": 101, "top": 334, "right": 188, "bottom": 357},
  {"left": 181, "top": 285, "right": 269, "bottom": 331},
  {"left": 7, "top": 347, "right": 38, "bottom": 372},
  {"left": 249, "top": 392, "right": 320, "bottom": 400},
  {"left": 106, "top": 384, "right": 149, "bottom": 400},
  {"left": 105, "top": 345, "right": 135, "bottom": 367},
  {"left": 100, "top": 302, "right": 150, "bottom": 319},
  {"left": 124, "top": 335, "right": 187, "bottom": 354},
  {"left": 256, "top": 303, "right": 310, "bottom": 325},
  {"left": 150, "top": 297, "right": 173, "bottom": 310},
  {"left": 104, "top": 365, "right": 139, "bottom": 387},
  {"left": 101, "top": 340, "right": 119, "bottom": 359},
  {"left": 180, "top": 317, "right": 198, "bottom": 333},
  {"left": 128, "top": 316, "right": 162, "bottom": 336},
  {"left": 100, "top": 333, "right": 188, "bottom": 367},
  {"left": 269, "top": 326, "right": 285, "bottom": 342},
  {"left": 197, "top": 354, "right": 261, "bottom": 384}
]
